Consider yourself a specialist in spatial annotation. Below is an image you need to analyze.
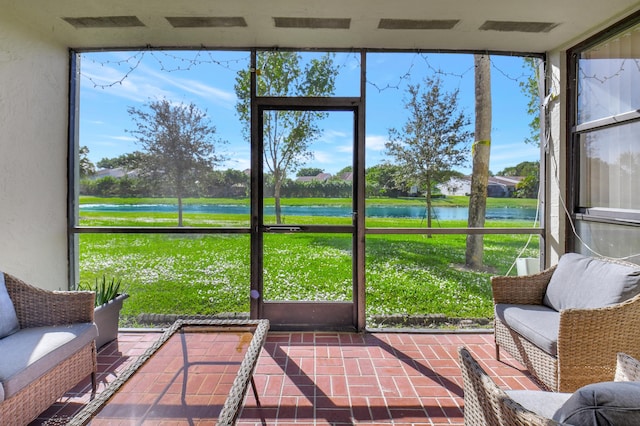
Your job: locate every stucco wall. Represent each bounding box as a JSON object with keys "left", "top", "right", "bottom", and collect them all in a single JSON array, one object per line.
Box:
[
  {"left": 543, "top": 51, "right": 566, "bottom": 267},
  {"left": 0, "top": 17, "right": 70, "bottom": 290},
  {"left": 543, "top": 7, "right": 639, "bottom": 267},
  {"left": 0, "top": 4, "right": 636, "bottom": 289}
]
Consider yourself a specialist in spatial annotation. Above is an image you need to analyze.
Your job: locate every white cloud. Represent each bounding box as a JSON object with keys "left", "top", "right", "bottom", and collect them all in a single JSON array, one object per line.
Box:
[
  {"left": 80, "top": 54, "right": 236, "bottom": 109},
  {"left": 491, "top": 142, "right": 538, "bottom": 161},
  {"left": 82, "top": 65, "right": 173, "bottom": 103},
  {"left": 109, "top": 135, "right": 137, "bottom": 141},
  {"left": 224, "top": 156, "right": 251, "bottom": 171},
  {"left": 319, "top": 129, "right": 348, "bottom": 143},
  {"left": 145, "top": 69, "right": 237, "bottom": 109},
  {"left": 312, "top": 151, "right": 335, "bottom": 165},
  {"left": 489, "top": 142, "right": 539, "bottom": 172},
  {"left": 365, "top": 134, "right": 388, "bottom": 151}
]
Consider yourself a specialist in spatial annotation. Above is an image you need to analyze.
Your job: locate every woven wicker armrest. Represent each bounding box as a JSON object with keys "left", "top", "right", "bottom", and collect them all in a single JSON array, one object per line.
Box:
[
  {"left": 491, "top": 265, "right": 556, "bottom": 305},
  {"left": 500, "top": 397, "right": 562, "bottom": 426},
  {"left": 615, "top": 352, "right": 640, "bottom": 382},
  {"left": 5, "top": 273, "right": 95, "bottom": 328},
  {"left": 459, "top": 346, "right": 562, "bottom": 425},
  {"left": 556, "top": 293, "right": 640, "bottom": 391},
  {"left": 458, "top": 346, "right": 508, "bottom": 425}
]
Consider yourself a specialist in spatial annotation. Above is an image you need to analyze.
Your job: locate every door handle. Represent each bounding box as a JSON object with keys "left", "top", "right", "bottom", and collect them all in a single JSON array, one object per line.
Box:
[{"left": 264, "top": 226, "right": 302, "bottom": 232}]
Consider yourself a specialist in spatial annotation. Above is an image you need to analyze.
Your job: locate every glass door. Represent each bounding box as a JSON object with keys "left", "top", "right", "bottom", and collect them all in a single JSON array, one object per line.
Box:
[{"left": 252, "top": 102, "right": 362, "bottom": 330}]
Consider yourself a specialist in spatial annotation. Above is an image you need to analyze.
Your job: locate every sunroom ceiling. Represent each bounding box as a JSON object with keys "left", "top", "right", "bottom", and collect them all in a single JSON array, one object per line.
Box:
[{"left": 4, "top": 0, "right": 640, "bottom": 53}]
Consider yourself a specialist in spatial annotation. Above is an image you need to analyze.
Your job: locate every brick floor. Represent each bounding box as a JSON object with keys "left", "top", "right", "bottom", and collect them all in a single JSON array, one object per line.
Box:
[{"left": 31, "top": 330, "right": 541, "bottom": 425}]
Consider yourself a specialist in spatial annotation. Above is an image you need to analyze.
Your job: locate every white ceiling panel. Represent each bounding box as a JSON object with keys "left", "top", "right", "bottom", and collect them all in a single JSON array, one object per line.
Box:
[{"left": 3, "top": 0, "right": 640, "bottom": 52}]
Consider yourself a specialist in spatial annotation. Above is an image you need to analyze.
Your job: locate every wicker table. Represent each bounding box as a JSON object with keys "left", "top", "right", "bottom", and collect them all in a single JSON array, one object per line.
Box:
[{"left": 69, "top": 318, "right": 269, "bottom": 426}]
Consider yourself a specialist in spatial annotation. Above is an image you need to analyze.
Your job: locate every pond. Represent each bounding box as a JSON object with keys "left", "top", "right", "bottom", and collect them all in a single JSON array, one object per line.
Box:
[{"left": 80, "top": 203, "right": 538, "bottom": 221}]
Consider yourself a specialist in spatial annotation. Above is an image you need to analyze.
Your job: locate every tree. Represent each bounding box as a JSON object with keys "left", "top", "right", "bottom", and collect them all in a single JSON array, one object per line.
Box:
[
  {"left": 97, "top": 151, "right": 146, "bottom": 171},
  {"left": 498, "top": 161, "right": 540, "bottom": 199},
  {"left": 520, "top": 57, "right": 543, "bottom": 146},
  {"left": 466, "top": 54, "right": 492, "bottom": 269},
  {"left": 127, "top": 98, "right": 226, "bottom": 226},
  {"left": 335, "top": 166, "right": 353, "bottom": 175},
  {"left": 366, "top": 163, "right": 404, "bottom": 197},
  {"left": 297, "top": 167, "right": 324, "bottom": 177},
  {"left": 235, "top": 51, "right": 339, "bottom": 223},
  {"left": 497, "top": 161, "right": 539, "bottom": 177},
  {"left": 514, "top": 175, "right": 539, "bottom": 198},
  {"left": 79, "top": 145, "right": 95, "bottom": 178},
  {"left": 386, "top": 76, "right": 472, "bottom": 231}
]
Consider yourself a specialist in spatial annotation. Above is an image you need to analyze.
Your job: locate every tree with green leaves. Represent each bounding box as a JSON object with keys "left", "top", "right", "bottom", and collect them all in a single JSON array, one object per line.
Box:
[
  {"left": 97, "top": 151, "right": 146, "bottom": 171},
  {"left": 497, "top": 160, "right": 539, "bottom": 177},
  {"left": 365, "top": 164, "right": 403, "bottom": 197},
  {"left": 498, "top": 160, "right": 540, "bottom": 199},
  {"left": 127, "top": 98, "right": 227, "bottom": 226},
  {"left": 79, "top": 145, "right": 95, "bottom": 178},
  {"left": 520, "top": 57, "right": 543, "bottom": 146},
  {"left": 386, "top": 76, "right": 472, "bottom": 230},
  {"left": 297, "top": 167, "right": 325, "bottom": 177},
  {"left": 234, "top": 51, "right": 339, "bottom": 223}
]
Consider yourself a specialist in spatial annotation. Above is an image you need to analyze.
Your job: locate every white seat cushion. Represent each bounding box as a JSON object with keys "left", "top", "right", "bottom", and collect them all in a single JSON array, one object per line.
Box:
[
  {"left": 0, "top": 323, "right": 97, "bottom": 399},
  {"left": 495, "top": 303, "right": 560, "bottom": 356}
]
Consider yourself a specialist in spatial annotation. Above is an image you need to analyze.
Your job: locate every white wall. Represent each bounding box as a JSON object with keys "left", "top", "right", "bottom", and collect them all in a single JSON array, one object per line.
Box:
[
  {"left": 0, "top": 17, "right": 70, "bottom": 290},
  {"left": 0, "top": 4, "right": 637, "bottom": 288},
  {"left": 543, "top": 51, "right": 567, "bottom": 266},
  {"left": 542, "top": 7, "right": 640, "bottom": 267}
]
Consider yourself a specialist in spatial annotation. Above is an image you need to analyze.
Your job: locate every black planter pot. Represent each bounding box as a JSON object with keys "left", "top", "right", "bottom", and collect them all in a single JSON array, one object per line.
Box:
[{"left": 94, "top": 293, "right": 129, "bottom": 349}]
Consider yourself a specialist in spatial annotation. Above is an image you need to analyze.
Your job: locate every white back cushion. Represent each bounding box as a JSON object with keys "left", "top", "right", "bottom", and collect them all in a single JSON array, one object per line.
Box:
[
  {"left": 543, "top": 253, "right": 640, "bottom": 311},
  {"left": 0, "top": 273, "right": 20, "bottom": 338}
]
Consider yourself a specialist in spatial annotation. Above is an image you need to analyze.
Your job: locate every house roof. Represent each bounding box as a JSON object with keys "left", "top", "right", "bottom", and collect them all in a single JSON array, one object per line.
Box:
[
  {"left": 441, "top": 175, "right": 524, "bottom": 187},
  {"left": 90, "top": 167, "right": 137, "bottom": 179},
  {"left": 4, "top": 1, "right": 639, "bottom": 53},
  {"left": 490, "top": 176, "right": 524, "bottom": 186},
  {"left": 296, "top": 173, "right": 332, "bottom": 182}
]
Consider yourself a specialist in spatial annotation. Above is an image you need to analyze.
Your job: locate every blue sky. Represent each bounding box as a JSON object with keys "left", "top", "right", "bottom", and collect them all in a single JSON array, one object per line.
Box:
[{"left": 79, "top": 50, "right": 539, "bottom": 176}]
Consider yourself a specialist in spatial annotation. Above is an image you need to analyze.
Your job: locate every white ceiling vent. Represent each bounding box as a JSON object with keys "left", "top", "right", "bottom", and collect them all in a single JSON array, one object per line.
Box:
[
  {"left": 165, "top": 17, "right": 247, "bottom": 28},
  {"left": 62, "top": 16, "right": 145, "bottom": 29},
  {"left": 479, "top": 20, "right": 559, "bottom": 33},
  {"left": 273, "top": 17, "right": 351, "bottom": 29},
  {"left": 378, "top": 19, "right": 459, "bottom": 30}
]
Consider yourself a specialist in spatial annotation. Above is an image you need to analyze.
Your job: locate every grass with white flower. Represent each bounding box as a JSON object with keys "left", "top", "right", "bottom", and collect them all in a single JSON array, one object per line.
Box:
[{"left": 78, "top": 198, "right": 539, "bottom": 327}]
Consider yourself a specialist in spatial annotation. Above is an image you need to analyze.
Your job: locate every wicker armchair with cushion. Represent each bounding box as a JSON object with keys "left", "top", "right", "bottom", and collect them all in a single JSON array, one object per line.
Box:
[
  {"left": 459, "top": 347, "right": 640, "bottom": 426},
  {"left": 0, "top": 272, "right": 98, "bottom": 426},
  {"left": 492, "top": 252, "right": 640, "bottom": 392}
]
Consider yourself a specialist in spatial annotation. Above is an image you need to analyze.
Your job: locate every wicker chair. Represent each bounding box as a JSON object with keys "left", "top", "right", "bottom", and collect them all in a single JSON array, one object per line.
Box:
[
  {"left": 0, "top": 273, "right": 97, "bottom": 426},
  {"left": 458, "top": 347, "right": 640, "bottom": 426},
  {"left": 492, "top": 256, "right": 640, "bottom": 392}
]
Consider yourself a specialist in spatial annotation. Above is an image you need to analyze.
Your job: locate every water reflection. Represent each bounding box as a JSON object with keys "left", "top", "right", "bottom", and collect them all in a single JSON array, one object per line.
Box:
[{"left": 81, "top": 203, "right": 537, "bottom": 220}]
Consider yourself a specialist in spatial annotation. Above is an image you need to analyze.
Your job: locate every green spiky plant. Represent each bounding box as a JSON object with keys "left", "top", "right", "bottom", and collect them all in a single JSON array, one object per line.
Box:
[{"left": 84, "top": 275, "right": 128, "bottom": 307}]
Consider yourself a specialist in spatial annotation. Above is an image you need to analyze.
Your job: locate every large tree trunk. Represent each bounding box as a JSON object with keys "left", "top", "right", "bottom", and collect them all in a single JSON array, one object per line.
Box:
[
  {"left": 425, "top": 180, "right": 433, "bottom": 238},
  {"left": 465, "top": 54, "right": 492, "bottom": 268},
  {"left": 178, "top": 195, "right": 183, "bottom": 227},
  {"left": 274, "top": 177, "right": 283, "bottom": 224}
]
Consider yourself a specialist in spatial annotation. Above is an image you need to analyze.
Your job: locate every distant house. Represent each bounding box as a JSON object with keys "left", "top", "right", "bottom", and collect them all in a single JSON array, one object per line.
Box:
[
  {"left": 296, "top": 173, "right": 332, "bottom": 182},
  {"left": 338, "top": 172, "right": 353, "bottom": 181},
  {"left": 89, "top": 167, "right": 138, "bottom": 180},
  {"left": 488, "top": 176, "right": 523, "bottom": 198},
  {"left": 437, "top": 177, "right": 470, "bottom": 196},
  {"left": 437, "top": 175, "right": 523, "bottom": 198}
]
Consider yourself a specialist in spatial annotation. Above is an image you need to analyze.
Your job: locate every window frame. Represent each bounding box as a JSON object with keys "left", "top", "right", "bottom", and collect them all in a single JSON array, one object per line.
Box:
[
  {"left": 567, "top": 11, "right": 640, "bottom": 252},
  {"left": 68, "top": 48, "right": 547, "bottom": 328}
]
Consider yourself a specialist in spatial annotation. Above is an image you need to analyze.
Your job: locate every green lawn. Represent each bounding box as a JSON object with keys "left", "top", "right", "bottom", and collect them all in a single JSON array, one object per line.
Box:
[{"left": 77, "top": 196, "right": 540, "bottom": 327}]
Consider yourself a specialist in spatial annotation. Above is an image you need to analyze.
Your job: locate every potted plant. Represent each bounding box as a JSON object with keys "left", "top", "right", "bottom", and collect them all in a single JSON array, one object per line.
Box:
[{"left": 83, "top": 276, "right": 129, "bottom": 349}]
